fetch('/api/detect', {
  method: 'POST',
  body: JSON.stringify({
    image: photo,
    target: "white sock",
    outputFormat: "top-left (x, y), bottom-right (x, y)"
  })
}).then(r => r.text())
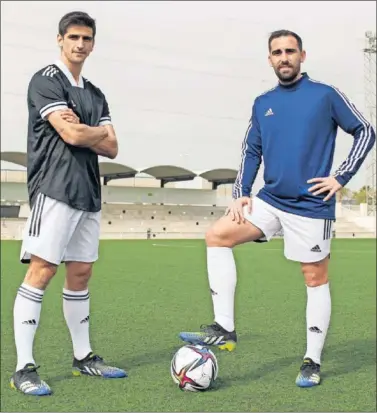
top-left (207, 247), bottom-right (237, 332)
top-left (304, 283), bottom-right (331, 365)
top-left (13, 283), bottom-right (44, 371)
top-left (63, 289), bottom-right (92, 360)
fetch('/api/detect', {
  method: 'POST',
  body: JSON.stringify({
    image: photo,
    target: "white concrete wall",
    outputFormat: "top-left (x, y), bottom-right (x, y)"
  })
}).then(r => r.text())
top-left (0, 182), bottom-right (221, 206)
top-left (352, 216), bottom-right (376, 232)
top-left (103, 185), bottom-right (217, 205)
top-left (1, 182), bottom-right (28, 202)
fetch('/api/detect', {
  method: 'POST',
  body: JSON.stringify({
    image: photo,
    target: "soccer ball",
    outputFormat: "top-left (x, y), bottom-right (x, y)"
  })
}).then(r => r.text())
top-left (170, 345), bottom-right (218, 392)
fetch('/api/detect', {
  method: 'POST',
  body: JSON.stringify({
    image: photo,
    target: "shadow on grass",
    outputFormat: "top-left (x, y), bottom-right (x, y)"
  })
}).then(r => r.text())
top-left (214, 337), bottom-right (376, 389)
top-left (47, 337), bottom-right (375, 389)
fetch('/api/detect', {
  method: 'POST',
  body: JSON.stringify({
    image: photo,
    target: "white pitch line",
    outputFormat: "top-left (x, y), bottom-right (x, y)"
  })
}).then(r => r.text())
top-left (151, 244), bottom-right (375, 254)
top-left (236, 247), bottom-right (375, 253)
top-left (152, 243), bottom-right (198, 248)
top-left (236, 248), bottom-right (375, 254)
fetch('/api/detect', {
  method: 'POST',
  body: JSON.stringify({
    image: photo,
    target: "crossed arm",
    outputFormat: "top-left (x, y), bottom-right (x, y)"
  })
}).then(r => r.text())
top-left (46, 109), bottom-right (118, 159)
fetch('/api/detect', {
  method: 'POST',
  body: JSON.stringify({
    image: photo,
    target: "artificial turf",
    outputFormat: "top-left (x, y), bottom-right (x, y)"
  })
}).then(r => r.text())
top-left (1, 239), bottom-right (376, 412)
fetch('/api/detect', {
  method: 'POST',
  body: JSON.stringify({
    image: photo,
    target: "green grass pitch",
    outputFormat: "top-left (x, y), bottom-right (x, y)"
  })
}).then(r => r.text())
top-left (1, 239), bottom-right (376, 412)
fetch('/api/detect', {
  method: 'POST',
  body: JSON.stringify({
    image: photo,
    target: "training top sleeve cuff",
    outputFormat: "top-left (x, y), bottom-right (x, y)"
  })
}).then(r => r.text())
top-left (99, 120), bottom-right (112, 126)
top-left (235, 193), bottom-right (251, 199)
top-left (40, 103), bottom-right (68, 120)
top-left (99, 116), bottom-right (112, 126)
top-left (334, 175), bottom-right (348, 187)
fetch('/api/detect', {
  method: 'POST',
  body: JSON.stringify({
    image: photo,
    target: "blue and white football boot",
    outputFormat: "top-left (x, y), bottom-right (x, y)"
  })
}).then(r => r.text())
top-left (296, 358), bottom-right (321, 387)
top-left (179, 322), bottom-right (237, 351)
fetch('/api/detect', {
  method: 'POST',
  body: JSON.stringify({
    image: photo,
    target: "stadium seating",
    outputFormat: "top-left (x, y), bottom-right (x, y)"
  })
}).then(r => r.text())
top-left (1, 202), bottom-right (375, 240)
top-left (101, 203), bottom-right (225, 239)
top-left (0, 218), bottom-right (26, 240)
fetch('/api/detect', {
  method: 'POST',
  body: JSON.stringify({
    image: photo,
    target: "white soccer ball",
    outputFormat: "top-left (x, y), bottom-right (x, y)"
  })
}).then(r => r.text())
top-left (170, 345), bottom-right (218, 392)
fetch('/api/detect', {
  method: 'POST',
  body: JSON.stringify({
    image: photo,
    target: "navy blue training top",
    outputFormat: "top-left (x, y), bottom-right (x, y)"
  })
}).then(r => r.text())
top-left (233, 73), bottom-right (375, 220)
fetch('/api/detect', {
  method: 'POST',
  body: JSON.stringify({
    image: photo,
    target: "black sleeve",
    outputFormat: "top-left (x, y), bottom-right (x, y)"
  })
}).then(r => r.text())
top-left (98, 95), bottom-right (112, 126)
top-left (28, 73), bottom-right (68, 120)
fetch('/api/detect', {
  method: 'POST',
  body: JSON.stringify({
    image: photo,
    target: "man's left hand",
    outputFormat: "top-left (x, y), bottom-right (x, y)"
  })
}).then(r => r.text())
top-left (60, 109), bottom-right (80, 124)
top-left (307, 176), bottom-right (343, 202)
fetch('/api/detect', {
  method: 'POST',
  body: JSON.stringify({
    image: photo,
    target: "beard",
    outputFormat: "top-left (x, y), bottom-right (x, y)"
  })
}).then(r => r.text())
top-left (274, 65), bottom-right (301, 83)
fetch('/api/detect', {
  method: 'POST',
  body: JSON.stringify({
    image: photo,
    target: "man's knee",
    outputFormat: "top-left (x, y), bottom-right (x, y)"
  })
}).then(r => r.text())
top-left (301, 258), bottom-right (329, 287)
top-left (205, 222), bottom-right (233, 248)
top-left (65, 262), bottom-right (93, 291)
top-left (206, 215), bottom-right (262, 248)
top-left (24, 255), bottom-right (58, 290)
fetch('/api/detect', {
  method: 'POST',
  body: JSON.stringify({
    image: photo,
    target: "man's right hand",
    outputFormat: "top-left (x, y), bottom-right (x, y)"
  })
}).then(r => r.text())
top-left (225, 196), bottom-right (252, 224)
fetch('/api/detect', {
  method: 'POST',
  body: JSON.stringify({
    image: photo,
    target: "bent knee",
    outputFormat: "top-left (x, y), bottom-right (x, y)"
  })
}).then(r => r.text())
top-left (206, 214), bottom-right (261, 248)
top-left (205, 224), bottom-right (233, 248)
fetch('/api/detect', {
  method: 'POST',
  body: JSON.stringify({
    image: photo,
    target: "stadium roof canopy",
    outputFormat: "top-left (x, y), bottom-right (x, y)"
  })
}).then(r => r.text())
top-left (1, 152), bottom-right (237, 187)
top-left (99, 162), bottom-right (137, 184)
top-left (0, 151), bottom-right (27, 167)
top-left (199, 168), bottom-right (238, 184)
top-left (140, 165), bottom-right (196, 187)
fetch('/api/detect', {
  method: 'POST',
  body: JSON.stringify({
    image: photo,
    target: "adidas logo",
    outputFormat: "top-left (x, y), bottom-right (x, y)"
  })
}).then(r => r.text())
top-left (80, 315), bottom-right (90, 324)
top-left (311, 245), bottom-right (321, 252)
top-left (309, 326), bottom-right (323, 334)
top-left (42, 66), bottom-right (58, 78)
top-left (210, 288), bottom-right (218, 296)
top-left (22, 319), bottom-right (36, 325)
top-left (265, 108), bottom-right (274, 116)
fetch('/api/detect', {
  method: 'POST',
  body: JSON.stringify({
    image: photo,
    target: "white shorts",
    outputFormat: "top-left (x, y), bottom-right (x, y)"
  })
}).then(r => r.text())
top-left (244, 197), bottom-right (333, 263)
top-left (20, 193), bottom-right (101, 265)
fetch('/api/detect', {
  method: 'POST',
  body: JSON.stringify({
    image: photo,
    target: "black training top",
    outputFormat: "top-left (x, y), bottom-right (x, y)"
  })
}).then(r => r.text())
top-left (26, 59), bottom-right (112, 212)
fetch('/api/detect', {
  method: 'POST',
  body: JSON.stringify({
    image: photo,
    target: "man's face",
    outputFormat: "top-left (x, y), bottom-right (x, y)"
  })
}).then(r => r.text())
top-left (268, 35), bottom-right (306, 83)
top-left (58, 25), bottom-right (94, 64)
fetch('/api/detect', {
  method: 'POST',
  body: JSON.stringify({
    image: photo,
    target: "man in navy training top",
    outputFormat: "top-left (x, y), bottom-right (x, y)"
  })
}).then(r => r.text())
top-left (179, 29), bottom-right (376, 387)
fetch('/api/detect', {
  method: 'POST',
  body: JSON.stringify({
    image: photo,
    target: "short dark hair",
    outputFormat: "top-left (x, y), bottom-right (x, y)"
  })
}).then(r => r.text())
top-left (268, 30), bottom-right (303, 51)
top-left (58, 11), bottom-right (96, 38)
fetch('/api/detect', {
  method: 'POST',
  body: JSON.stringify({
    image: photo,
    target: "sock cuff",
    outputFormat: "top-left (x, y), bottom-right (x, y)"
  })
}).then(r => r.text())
top-left (207, 247), bottom-right (233, 258)
top-left (63, 289), bottom-right (89, 301)
top-left (306, 282), bottom-right (330, 292)
top-left (18, 283), bottom-right (44, 303)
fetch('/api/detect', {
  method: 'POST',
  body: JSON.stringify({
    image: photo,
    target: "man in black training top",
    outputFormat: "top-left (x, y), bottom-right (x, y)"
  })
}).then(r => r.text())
top-left (11, 11), bottom-right (127, 396)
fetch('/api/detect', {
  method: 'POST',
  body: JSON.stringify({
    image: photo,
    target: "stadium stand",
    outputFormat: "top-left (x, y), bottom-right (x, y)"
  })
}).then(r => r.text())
top-left (1, 152), bottom-right (375, 241)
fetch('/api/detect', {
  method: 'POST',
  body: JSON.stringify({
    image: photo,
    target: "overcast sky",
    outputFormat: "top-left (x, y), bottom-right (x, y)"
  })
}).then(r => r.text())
top-left (1, 1), bottom-right (376, 190)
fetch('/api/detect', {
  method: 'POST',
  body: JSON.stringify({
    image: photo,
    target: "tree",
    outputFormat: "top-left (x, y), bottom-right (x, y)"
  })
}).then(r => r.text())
top-left (336, 187), bottom-right (354, 202)
top-left (352, 185), bottom-right (376, 205)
